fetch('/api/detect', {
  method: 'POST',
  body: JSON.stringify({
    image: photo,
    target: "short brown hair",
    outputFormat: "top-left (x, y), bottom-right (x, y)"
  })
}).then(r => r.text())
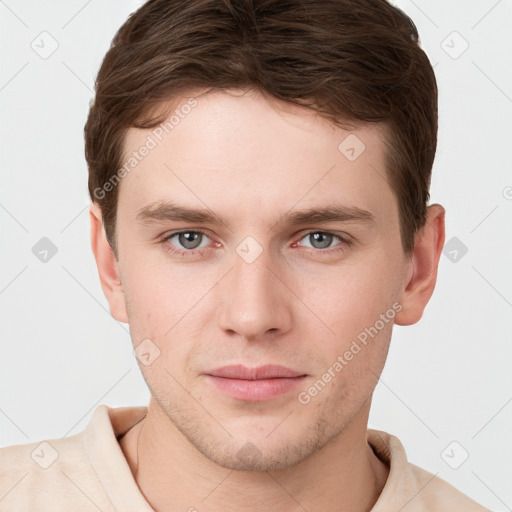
top-left (85, 0), bottom-right (437, 257)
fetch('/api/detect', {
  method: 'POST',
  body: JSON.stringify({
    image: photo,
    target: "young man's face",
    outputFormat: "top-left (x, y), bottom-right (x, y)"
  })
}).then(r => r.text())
top-left (93, 89), bottom-right (436, 471)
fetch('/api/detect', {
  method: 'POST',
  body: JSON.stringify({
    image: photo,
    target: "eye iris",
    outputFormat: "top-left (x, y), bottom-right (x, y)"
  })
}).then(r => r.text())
top-left (310, 232), bottom-right (332, 249)
top-left (179, 232), bottom-right (201, 249)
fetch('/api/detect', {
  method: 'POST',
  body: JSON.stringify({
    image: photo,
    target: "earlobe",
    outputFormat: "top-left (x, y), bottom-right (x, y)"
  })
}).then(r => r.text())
top-left (394, 204), bottom-right (446, 326)
top-left (89, 202), bottom-right (129, 323)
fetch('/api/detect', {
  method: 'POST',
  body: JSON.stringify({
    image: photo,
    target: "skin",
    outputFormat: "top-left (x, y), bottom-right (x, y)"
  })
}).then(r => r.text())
top-left (90, 88), bottom-right (445, 512)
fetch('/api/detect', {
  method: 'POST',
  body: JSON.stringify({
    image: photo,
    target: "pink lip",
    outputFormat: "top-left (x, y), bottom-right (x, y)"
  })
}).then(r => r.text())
top-left (204, 364), bottom-right (307, 401)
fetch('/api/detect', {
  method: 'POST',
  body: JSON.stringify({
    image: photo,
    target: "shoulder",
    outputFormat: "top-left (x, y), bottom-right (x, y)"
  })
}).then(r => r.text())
top-left (0, 419), bottom-right (113, 511)
top-left (406, 462), bottom-right (492, 512)
top-left (368, 429), bottom-right (491, 512)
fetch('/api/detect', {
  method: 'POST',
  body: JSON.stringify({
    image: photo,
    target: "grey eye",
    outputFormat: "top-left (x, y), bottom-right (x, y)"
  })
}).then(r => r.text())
top-left (178, 232), bottom-right (202, 249)
top-left (303, 232), bottom-right (336, 250)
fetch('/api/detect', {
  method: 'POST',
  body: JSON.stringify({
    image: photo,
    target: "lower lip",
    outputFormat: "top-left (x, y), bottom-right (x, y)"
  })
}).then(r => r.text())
top-left (204, 375), bottom-right (307, 401)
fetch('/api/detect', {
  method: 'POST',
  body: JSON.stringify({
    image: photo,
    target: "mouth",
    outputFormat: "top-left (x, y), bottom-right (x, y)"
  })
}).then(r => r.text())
top-left (203, 364), bottom-right (308, 401)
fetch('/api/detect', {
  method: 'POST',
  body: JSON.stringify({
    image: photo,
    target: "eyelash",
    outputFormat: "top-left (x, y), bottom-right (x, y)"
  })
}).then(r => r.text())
top-left (161, 229), bottom-right (352, 257)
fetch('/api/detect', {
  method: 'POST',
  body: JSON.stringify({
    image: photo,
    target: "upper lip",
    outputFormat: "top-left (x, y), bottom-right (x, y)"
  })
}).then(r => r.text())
top-left (205, 364), bottom-right (305, 380)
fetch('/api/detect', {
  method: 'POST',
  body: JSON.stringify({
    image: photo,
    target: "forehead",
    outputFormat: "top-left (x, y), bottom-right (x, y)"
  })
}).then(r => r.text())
top-left (118, 89), bottom-right (396, 227)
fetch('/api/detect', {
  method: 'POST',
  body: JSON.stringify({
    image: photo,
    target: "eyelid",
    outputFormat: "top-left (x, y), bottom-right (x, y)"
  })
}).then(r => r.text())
top-left (297, 228), bottom-right (353, 241)
top-left (162, 228), bottom-right (214, 241)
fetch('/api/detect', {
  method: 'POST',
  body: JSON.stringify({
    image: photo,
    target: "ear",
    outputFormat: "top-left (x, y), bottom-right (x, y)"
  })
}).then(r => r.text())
top-left (394, 204), bottom-right (445, 326)
top-left (89, 202), bottom-right (129, 323)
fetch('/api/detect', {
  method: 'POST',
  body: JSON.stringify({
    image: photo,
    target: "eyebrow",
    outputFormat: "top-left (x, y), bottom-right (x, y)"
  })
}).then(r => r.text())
top-left (135, 200), bottom-right (376, 229)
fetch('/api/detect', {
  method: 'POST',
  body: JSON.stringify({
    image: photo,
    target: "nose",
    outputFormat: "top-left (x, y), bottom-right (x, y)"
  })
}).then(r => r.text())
top-left (217, 241), bottom-right (293, 341)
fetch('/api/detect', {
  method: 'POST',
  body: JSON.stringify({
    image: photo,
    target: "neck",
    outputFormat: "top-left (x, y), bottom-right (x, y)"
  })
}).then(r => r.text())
top-left (120, 399), bottom-right (389, 512)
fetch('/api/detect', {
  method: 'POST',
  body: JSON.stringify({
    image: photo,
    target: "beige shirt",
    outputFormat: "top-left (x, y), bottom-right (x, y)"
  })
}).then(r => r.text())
top-left (0, 404), bottom-right (490, 511)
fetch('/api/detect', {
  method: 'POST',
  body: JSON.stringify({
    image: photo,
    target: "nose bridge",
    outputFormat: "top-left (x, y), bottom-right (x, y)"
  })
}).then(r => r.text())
top-left (217, 237), bottom-right (292, 339)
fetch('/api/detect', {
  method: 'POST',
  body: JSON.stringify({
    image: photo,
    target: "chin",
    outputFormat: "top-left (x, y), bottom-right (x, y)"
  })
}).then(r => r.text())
top-left (198, 441), bottom-right (313, 472)
top-left (186, 420), bottom-right (332, 473)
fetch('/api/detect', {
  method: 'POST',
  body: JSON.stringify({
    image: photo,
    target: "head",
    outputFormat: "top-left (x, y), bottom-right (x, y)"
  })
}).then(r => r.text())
top-left (87, 0), bottom-right (445, 471)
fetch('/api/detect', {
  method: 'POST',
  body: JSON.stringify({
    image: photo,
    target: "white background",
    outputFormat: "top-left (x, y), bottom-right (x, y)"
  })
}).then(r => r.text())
top-left (0, 1), bottom-right (511, 510)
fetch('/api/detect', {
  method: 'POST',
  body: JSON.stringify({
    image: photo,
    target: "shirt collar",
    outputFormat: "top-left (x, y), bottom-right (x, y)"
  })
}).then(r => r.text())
top-left (83, 404), bottom-right (425, 511)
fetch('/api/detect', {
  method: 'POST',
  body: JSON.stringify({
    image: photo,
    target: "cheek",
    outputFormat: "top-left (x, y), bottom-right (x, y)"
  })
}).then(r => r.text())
top-left (120, 257), bottom-right (219, 377)
top-left (293, 250), bottom-right (401, 403)
top-left (122, 266), bottom-right (202, 394)
top-left (300, 258), bottom-right (401, 341)
top-left (121, 254), bottom-right (205, 336)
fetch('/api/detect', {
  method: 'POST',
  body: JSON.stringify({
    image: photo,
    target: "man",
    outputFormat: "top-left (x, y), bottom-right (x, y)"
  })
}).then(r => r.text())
top-left (0, 0), bottom-right (491, 510)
